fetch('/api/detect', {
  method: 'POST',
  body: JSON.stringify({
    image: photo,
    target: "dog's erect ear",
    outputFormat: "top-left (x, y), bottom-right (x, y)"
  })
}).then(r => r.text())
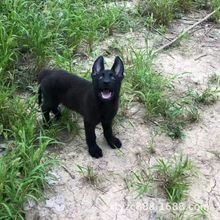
top-left (111, 56), bottom-right (124, 78)
top-left (92, 56), bottom-right (104, 75)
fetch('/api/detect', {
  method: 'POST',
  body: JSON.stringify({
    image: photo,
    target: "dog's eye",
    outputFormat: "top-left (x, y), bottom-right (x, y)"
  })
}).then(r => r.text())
top-left (109, 73), bottom-right (115, 80)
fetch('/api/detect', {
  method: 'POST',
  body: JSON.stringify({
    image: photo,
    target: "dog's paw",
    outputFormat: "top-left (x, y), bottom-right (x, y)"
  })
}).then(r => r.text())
top-left (108, 137), bottom-right (122, 149)
top-left (89, 146), bottom-right (103, 159)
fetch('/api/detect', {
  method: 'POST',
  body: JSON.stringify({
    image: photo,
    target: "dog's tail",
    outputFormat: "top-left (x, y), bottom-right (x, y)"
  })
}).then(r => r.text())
top-left (38, 86), bottom-right (42, 106)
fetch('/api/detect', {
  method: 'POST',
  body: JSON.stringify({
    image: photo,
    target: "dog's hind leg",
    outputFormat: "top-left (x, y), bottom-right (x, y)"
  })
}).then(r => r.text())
top-left (41, 104), bottom-right (51, 126)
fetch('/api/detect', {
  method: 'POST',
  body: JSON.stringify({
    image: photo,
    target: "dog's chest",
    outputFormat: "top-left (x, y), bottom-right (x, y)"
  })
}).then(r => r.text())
top-left (100, 102), bottom-right (118, 122)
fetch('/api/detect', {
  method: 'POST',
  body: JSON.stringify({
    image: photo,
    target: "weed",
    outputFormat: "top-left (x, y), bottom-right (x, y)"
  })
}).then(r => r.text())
top-left (148, 131), bottom-right (157, 154)
top-left (0, 85), bottom-right (16, 133)
top-left (188, 87), bottom-right (219, 105)
top-left (128, 154), bottom-right (195, 204)
top-left (155, 155), bottom-right (195, 203)
top-left (195, 203), bottom-right (208, 219)
top-left (127, 49), bottom-right (170, 117)
top-left (137, 0), bottom-right (194, 26)
top-left (77, 165), bottom-right (99, 185)
top-left (176, 0), bottom-right (193, 13)
top-left (178, 32), bottom-right (191, 43)
top-left (208, 73), bottom-right (220, 85)
top-left (158, 25), bottom-right (168, 34)
top-left (144, 15), bottom-right (156, 30)
top-left (137, 0), bottom-right (220, 27)
top-left (59, 109), bottom-right (80, 135)
top-left (198, 88), bottom-right (219, 104)
top-left (137, 0), bottom-right (178, 26)
top-left (170, 202), bottom-right (208, 219)
top-left (209, 0), bottom-right (220, 23)
top-left (194, 0), bottom-right (220, 22)
top-left (126, 50), bottom-right (200, 138)
top-left (116, 8), bottom-right (144, 33)
top-left (0, 95), bottom-right (57, 219)
top-left (127, 169), bottom-right (154, 197)
top-left (194, 0), bottom-right (211, 9)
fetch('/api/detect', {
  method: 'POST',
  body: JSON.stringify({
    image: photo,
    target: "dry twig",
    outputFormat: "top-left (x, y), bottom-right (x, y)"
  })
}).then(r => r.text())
top-left (155, 8), bottom-right (220, 53)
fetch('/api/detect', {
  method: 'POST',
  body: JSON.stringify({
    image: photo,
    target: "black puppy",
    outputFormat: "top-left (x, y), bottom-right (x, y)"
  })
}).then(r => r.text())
top-left (38, 56), bottom-right (124, 158)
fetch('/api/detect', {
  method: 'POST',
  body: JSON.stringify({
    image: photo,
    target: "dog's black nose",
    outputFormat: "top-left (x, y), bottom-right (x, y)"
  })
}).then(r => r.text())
top-left (103, 79), bottom-right (110, 84)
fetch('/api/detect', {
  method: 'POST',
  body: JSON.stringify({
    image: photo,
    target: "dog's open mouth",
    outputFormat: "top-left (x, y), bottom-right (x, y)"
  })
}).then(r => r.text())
top-left (100, 89), bottom-right (113, 100)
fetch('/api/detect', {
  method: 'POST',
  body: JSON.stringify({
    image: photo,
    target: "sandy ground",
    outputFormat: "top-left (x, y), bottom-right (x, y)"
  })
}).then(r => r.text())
top-left (26, 9), bottom-right (220, 220)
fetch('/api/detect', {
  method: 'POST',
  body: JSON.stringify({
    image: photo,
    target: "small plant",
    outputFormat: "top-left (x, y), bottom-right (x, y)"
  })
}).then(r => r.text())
top-left (194, 0), bottom-right (220, 22)
top-left (137, 0), bottom-right (194, 26)
top-left (144, 15), bottom-right (156, 30)
top-left (194, 0), bottom-right (210, 10)
top-left (176, 0), bottom-right (193, 12)
top-left (60, 108), bottom-right (79, 135)
top-left (166, 123), bottom-right (185, 139)
top-left (77, 165), bottom-right (99, 185)
top-left (137, 0), bottom-right (178, 26)
top-left (148, 144), bottom-right (156, 154)
top-left (171, 202), bottom-right (208, 220)
top-left (155, 155), bottom-right (195, 203)
top-left (208, 73), bottom-right (220, 85)
top-left (178, 32), bottom-right (191, 44)
top-left (199, 88), bottom-right (219, 104)
top-left (127, 169), bottom-right (154, 197)
top-left (148, 131), bottom-right (157, 154)
top-left (0, 85), bottom-right (16, 133)
top-left (158, 25), bottom-right (168, 34)
top-left (210, 0), bottom-right (220, 23)
top-left (190, 88), bottom-right (219, 105)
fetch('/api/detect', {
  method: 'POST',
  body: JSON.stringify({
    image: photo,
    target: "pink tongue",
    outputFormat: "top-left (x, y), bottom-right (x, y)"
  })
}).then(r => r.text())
top-left (101, 91), bottom-right (111, 99)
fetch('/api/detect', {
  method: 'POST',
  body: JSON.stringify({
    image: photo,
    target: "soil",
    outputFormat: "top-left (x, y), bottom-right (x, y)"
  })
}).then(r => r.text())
top-left (26, 6), bottom-right (220, 220)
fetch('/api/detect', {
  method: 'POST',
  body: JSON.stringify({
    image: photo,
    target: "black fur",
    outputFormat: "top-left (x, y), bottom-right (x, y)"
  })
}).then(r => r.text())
top-left (38, 56), bottom-right (124, 158)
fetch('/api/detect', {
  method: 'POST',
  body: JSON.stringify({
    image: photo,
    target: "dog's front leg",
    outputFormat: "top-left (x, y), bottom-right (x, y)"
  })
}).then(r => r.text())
top-left (102, 121), bottom-right (122, 149)
top-left (84, 121), bottom-right (103, 158)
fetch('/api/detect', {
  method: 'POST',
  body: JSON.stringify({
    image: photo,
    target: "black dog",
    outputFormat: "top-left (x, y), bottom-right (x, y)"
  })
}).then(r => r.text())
top-left (38, 56), bottom-right (124, 158)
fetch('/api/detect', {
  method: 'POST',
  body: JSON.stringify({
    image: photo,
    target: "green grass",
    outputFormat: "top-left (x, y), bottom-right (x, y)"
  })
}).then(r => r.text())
top-left (0, 85), bottom-right (16, 133)
top-left (0, 95), bottom-right (58, 219)
top-left (211, 0), bottom-right (220, 22)
top-left (127, 155), bottom-right (195, 203)
top-left (127, 169), bottom-right (154, 197)
top-left (155, 155), bottom-right (195, 203)
top-left (209, 73), bottom-right (220, 85)
top-left (77, 165), bottom-right (99, 186)
top-left (137, 0), bottom-right (193, 26)
top-left (148, 133), bottom-right (157, 154)
top-left (138, 0), bottom-right (177, 26)
top-left (137, 0), bottom-right (220, 27)
top-left (195, 0), bottom-right (220, 22)
top-left (43, 107), bottom-right (80, 141)
top-left (170, 202), bottom-right (208, 220)
top-left (125, 50), bottom-right (202, 139)
top-left (0, 0), bottom-right (127, 86)
top-left (188, 87), bottom-right (219, 105)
